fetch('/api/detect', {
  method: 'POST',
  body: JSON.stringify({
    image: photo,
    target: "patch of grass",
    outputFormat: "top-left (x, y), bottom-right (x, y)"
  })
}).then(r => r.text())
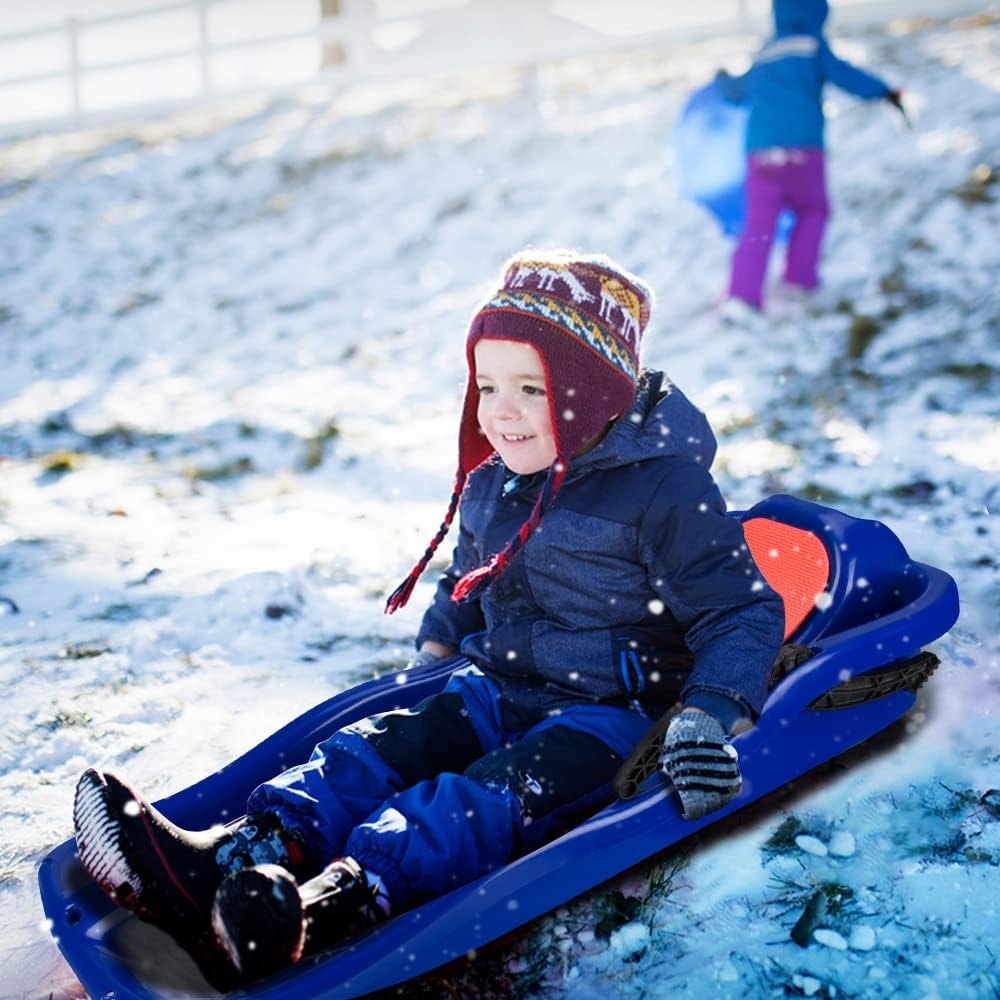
top-left (887, 479), bottom-right (937, 502)
top-left (796, 482), bottom-right (845, 504)
top-left (953, 162), bottom-right (997, 206)
top-left (367, 950), bottom-right (520, 999)
top-left (362, 656), bottom-right (408, 672)
top-left (962, 847), bottom-right (996, 864)
top-left (762, 815), bottom-right (806, 858)
top-left (184, 457), bottom-right (255, 481)
top-left (716, 412), bottom-right (758, 435)
top-left (85, 602), bottom-right (142, 622)
top-left (819, 881), bottom-right (856, 914)
top-left (847, 366), bottom-right (881, 386)
top-left (279, 148), bottom-right (355, 185)
top-left (593, 889), bottom-right (642, 940)
top-left (942, 362), bottom-right (995, 383)
top-left (112, 290), bottom-right (160, 316)
top-left (59, 643), bottom-right (111, 660)
top-left (88, 424), bottom-right (162, 449)
top-left (42, 709), bottom-right (93, 731)
top-left (303, 418), bottom-right (341, 471)
top-left (770, 873), bottom-right (858, 939)
top-left (436, 195), bottom-right (472, 221)
top-left (892, 805), bottom-right (966, 860)
top-left (879, 274), bottom-right (904, 295)
top-left (39, 450), bottom-right (84, 474)
top-left (41, 412), bottom-right (73, 434)
top-left (937, 782), bottom-right (981, 816)
top-left (955, 11), bottom-right (1000, 27)
top-left (104, 670), bottom-right (138, 695)
top-left (305, 634), bottom-right (350, 653)
top-left (847, 314), bottom-right (882, 358)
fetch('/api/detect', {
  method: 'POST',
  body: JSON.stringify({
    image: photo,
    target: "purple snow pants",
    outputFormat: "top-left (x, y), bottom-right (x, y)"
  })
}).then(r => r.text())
top-left (728, 147), bottom-right (829, 309)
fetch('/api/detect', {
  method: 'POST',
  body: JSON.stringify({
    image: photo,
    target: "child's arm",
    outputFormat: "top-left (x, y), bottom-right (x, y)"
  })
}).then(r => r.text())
top-left (638, 469), bottom-right (786, 723)
top-left (819, 40), bottom-right (894, 101)
top-left (417, 639), bottom-right (455, 658)
top-left (415, 519), bottom-right (486, 657)
top-left (714, 68), bottom-right (749, 104)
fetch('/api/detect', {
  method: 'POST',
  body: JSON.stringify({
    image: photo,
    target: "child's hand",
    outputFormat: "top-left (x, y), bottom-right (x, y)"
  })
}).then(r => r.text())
top-left (659, 709), bottom-right (741, 820)
top-left (408, 650), bottom-right (443, 669)
top-left (407, 643), bottom-right (454, 670)
top-left (884, 88), bottom-right (910, 127)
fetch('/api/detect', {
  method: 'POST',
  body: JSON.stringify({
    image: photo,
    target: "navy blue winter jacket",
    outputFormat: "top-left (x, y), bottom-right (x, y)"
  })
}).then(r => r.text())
top-left (717, 0), bottom-right (890, 152)
top-left (417, 371), bottom-right (786, 724)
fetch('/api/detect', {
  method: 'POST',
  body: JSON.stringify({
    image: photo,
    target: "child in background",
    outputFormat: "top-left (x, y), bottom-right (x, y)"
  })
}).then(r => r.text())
top-left (716, 0), bottom-right (902, 316)
top-left (73, 251), bottom-right (785, 985)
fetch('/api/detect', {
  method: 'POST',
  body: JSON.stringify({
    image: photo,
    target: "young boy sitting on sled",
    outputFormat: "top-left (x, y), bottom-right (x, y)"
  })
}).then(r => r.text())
top-left (73, 250), bottom-right (785, 984)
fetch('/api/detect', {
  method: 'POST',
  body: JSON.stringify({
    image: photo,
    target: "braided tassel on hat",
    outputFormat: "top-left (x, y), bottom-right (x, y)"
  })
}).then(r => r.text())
top-left (450, 460), bottom-right (566, 605)
top-left (384, 474), bottom-right (465, 615)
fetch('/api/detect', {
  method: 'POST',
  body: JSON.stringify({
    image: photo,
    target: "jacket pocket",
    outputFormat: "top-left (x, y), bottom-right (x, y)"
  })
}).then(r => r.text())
top-left (464, 620), bottom-right (538, 679)
top-left (612, 629), bottom-right (693, 703)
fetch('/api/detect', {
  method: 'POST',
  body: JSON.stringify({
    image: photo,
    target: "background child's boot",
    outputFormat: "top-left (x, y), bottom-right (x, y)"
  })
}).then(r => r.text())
top-left (73, 768), bottom-right (311, 958)
top-left (211, 856), bottom-right (386, 983)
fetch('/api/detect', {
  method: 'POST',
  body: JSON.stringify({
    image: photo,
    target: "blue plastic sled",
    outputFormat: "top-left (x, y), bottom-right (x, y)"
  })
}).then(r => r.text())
top-left (673, 79), bottom-right (793, 241)
top-left (39, 495), bottom-right (959, 999)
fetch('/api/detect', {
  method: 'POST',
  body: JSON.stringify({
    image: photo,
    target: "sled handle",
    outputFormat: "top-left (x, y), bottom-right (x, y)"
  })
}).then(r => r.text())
top-left (613, 704), bottom-right (683, 800)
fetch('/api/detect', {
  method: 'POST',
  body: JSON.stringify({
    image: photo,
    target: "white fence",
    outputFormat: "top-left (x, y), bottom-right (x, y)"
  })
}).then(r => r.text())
top-left (0, 0), bottom-right (989, 138)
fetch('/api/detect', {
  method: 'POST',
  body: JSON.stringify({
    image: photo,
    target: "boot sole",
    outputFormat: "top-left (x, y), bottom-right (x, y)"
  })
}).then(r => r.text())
top-left (73, 768), bottom-right (147, 910)
top-left (211, 865), bottom-right (304, 981)
top-left (73, 768), bottom-right (207, 928)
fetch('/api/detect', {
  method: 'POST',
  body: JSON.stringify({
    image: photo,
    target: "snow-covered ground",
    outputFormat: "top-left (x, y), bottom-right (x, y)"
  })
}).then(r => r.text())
top-left (1, 9), bottom-right (998, 999)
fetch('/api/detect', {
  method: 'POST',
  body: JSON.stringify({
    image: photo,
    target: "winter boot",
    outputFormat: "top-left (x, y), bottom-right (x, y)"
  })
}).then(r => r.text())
top-left (73, 768), bottom-right (311, 961)
top-left (210, 857), bottom-right (387, 983)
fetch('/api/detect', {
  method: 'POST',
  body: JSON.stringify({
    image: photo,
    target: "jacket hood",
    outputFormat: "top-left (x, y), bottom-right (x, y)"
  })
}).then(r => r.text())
top-left (567, 369), bottom-right (716, 478)
top-left (773, 0), bottom-right (828, 35)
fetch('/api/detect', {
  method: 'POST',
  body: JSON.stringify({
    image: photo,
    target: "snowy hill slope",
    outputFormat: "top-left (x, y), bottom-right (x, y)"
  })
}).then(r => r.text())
top-left (0, 11), bottom-right (997, 999)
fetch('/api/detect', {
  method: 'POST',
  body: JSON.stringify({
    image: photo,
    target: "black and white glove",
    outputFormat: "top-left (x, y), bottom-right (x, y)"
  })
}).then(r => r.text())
top-left (884, 87), bottom-right (910, 127)
top-left (659, 710), bottom-right (742, 820)
top-left (407, 649), bottom-right (445, 670)
top-left (884, 87), bottom-right (904, 112)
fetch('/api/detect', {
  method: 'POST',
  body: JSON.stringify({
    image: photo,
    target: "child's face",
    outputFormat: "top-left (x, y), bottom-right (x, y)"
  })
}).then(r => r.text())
top-left (473, 339), bottom-right (557, 475)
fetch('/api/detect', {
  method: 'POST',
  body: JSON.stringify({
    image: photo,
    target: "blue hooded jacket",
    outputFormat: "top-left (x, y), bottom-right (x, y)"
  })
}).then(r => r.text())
top-left (417, 370), bottom-right (786, 724)
top-left (718, 0), bottom-right (890, 151)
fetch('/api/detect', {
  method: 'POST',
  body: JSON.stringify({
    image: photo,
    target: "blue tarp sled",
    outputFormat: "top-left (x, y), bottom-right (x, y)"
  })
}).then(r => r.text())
top-left (673, 79), bottom-right (793, 240)
top-left (39, 495), bottom-right (959, 999)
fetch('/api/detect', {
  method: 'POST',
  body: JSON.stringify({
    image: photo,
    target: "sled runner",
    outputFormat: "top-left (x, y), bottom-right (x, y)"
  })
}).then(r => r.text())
top-left (39, 495), bottom-right (958, 1000)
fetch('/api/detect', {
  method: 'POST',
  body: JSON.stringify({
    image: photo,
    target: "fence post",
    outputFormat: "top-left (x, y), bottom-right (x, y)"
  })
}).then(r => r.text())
top-left (67, 16), bottom-right (82, 123)
top-left (197, 0), bottom-right (212, 97)
top-left (320, 0), bottom-right (346, 66)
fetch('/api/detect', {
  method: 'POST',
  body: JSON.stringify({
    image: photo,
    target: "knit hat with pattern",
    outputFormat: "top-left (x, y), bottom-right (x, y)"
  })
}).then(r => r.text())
top-left (386, 250), bottom-right (654, 613)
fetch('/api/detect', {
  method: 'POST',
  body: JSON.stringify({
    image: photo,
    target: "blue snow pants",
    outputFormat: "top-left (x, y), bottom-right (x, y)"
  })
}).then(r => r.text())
top-left (246, 662), bottom-right (651, 908)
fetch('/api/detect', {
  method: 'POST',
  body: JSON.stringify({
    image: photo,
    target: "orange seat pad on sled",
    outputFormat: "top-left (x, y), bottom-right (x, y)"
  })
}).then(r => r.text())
top-left (743, 518), bottom-right (831, 640)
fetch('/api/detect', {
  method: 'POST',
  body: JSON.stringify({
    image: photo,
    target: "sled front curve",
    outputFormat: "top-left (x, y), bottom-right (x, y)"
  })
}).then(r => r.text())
top-left (38, 497), bottom-right (959, 1000)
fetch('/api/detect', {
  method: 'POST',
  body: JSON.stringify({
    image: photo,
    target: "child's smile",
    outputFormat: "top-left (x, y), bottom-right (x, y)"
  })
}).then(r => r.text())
top-left (474, 339), bottom-right (557, 475)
